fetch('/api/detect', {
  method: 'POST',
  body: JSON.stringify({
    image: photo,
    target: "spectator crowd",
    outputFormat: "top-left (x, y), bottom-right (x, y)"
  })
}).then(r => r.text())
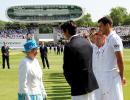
top-left (0, 26), bottom-right (130, 48)
top-left (0, 28), bottom-right (36, 39)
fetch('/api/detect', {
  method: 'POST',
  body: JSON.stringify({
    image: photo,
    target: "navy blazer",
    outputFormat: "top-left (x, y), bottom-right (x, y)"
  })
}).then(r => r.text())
top-left (63, 36), bottom-right (98, 96)
top-left (1, 46), bottom-right (9, 56)
top-left (39, 46), bottom-right (48, 57)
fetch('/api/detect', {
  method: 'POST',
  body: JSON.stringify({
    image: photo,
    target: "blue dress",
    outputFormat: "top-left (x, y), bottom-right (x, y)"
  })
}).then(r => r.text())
top-left (18, 93), bottom-right (46, 100)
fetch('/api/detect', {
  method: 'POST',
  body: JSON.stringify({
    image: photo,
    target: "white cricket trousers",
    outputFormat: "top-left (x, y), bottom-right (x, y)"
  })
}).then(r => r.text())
top-left (72, 91), bottom-right (95, 100)
top-left (94, 74), bottom-right (123, 100)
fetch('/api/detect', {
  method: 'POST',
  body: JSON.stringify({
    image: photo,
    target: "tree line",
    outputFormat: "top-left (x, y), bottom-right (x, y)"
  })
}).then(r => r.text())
top-left (76, 6), bottom-right (130, 26)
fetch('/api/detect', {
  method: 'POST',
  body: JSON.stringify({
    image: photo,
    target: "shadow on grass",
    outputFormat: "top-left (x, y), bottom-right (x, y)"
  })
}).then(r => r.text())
top-left (45, 73), bottom-right (71, 100)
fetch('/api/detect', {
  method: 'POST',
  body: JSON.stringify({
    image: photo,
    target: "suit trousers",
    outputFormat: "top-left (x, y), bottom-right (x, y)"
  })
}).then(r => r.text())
top-left (2, 55), bottom-right (10, 69)
top-left (41, 56), bottom-right (49, 68)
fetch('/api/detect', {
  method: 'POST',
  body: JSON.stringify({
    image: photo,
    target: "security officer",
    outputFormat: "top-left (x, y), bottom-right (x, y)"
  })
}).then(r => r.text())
top-left (1, 42), bottom-right (10, 69)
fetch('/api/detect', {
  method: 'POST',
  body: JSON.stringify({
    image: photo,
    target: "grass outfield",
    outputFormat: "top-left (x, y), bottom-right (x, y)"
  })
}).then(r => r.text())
top-left (0, 49), bottom-right (129, 100)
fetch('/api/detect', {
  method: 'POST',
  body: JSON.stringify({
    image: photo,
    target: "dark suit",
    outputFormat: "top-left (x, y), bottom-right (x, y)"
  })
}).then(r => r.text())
top-left (40, 46), bottom-right (50, 68)
top-left (1, 46), bottom-right (10, 69)
top-left (57, 45), bottom-right (60, 55)
top-left (63, 35), bottom-right (98, 96)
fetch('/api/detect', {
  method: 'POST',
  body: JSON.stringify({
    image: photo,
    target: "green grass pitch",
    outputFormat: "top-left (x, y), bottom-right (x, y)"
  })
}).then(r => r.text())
top-left (0, 49), bottom-right (129, 100)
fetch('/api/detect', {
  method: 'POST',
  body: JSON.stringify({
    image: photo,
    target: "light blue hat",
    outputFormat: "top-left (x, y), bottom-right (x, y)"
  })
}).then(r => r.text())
top-left (23, 40), bottom-right (38, 52)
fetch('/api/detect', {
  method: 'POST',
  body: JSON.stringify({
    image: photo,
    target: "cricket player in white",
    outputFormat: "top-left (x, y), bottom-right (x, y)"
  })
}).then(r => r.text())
top-left (92, 16), bottom-right (126, 100)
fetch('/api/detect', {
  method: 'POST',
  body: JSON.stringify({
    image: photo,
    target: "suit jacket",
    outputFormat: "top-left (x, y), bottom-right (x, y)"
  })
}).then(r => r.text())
top-left (39, 46), bottom-right (48, 57)
top-left (63, 35), bottom-right (98, 96)
top-left (1, 46), bottom-right (9, 56)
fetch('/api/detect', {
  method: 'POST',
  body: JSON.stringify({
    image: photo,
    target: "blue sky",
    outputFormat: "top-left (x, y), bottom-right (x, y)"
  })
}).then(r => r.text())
top-left (0, 0), bottom-right (130, 22)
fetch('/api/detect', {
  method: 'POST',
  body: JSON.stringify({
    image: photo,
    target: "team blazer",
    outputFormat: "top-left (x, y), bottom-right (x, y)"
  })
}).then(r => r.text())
top-left (1, 46), bottom-right (9, 56)
top-left (63, 35), bottom-right (99, 96)
top-left (39, 46), bottom-right (48, 57)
